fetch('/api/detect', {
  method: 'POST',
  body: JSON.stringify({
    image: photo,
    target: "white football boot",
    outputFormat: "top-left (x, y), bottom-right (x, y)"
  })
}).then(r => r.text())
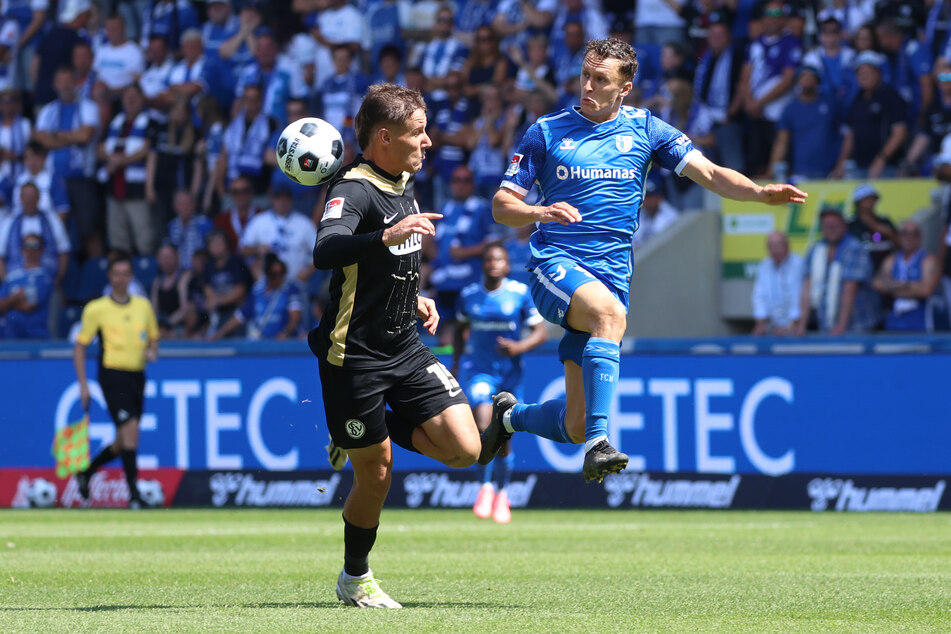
top-left (326, 436), bottom-right (349, 471)
top-left (336, 569), bottom-right (402, 608)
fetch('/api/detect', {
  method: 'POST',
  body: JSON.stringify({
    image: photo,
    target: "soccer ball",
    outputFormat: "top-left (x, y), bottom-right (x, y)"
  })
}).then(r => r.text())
top-left (28, 478), bottom-right (58, 508)
top-left (275, 117), bottom-right (345, 186)
top-left (137, 479), bottom-right (165, 508)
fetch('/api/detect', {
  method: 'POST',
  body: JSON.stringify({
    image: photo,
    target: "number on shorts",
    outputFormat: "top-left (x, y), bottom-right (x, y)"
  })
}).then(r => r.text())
top-left (426, 362), bottom-right (461, 395)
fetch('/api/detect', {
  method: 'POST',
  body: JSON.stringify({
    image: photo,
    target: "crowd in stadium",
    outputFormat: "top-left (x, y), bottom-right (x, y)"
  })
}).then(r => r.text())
top-left (1, 0), bottom-right (951, 341)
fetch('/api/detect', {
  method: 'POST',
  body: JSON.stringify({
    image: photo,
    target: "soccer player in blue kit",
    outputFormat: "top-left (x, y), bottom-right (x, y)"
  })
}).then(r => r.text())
top-left (479, 38), bottom-right (808, 482)
top-left (453, 243), bottom-right (547, 523)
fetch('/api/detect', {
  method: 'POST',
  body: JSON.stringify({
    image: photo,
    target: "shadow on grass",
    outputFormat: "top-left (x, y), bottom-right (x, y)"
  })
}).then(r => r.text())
top-left (2, 601), bottom-right (513, 611)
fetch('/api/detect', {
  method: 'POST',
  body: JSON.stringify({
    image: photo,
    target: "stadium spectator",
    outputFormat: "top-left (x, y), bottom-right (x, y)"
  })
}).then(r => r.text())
top-left (817, 0), bottom-right (872, 39)
top-left (873, 219), bottom-right (941, 331)
top-left (6, 0), bottom-right (45, 94)
top-left (454, 243), bottom-right (547, 524)
top-left (430, 70), bottom-right (475, 211)
top-left (408, 5), bottom-right (468, 99)
top-left (213, 175), bottom-right (259, 252)
top-left (72, 40), bottom-right (96, 103)
top-left (218, 84), bottom-right (278, 200)
top-left (74, 254), bottom-right (159, 510)
top-left (234, 30), bottom-right (304, 126)
top-left (166, 190), bottom-right (211, 271)
top-left (0, 18), bottom-right (19, 94)
top-left (162, 28), bottom-right (206, 104)
top-left (490, 0), bottom-right (556, 51)
top-left (151, 242), bottom-right (191, 338)
top-left (852, 23), bottom-right (879, 54)
top-left (31, 0), bottom-right (90, 106)
top-left (467, 83), bottom-right (518, 198)
top-left (184, 245), bottom-right (209, 336)
top-left (695, 14), bottom-right (745, 173)
top-left (196, 95), bottom-right (226, 214)
top-left (146, 96), bottom-right (201, 232)
top-left (752, 230), bottom-right (803, 335)
top-left (311, 83), bottom-right (480, 609)
top-left (0, 182), bottom-right (70, 284)
top-left (307, 0), bottom-right (364, 60)
top-left (140, 0), bottom-right (199, 52)
top-left (100, 84), bottom-right (154, 256)
top-left (461, 26), bottom-right (515, 100)
top-left (768, 65), bottom-right (840, 180)
top-left (658, 68), bottom-right (714, 209)
top-left (200, 0), bottom-right (242, 112)
top-left (935, 134), bottom-right (951, 322)
top-left (203, 228), bottom-right (250, 337)
top-left (0, 140), bottom-right (69, 220)
top-left (239, 182), bottom-right (317, 282)
top-left (371, 44), bottom-right (406, 87)
top-left (802, 17), bottom-right (856, 110)
top-left (0, 232), bottom-right (53, 339)
top-left (796, 205), bottom-right (879, 335)
top-left (34, 65), bottom-right (101, 258)
top-left (364, 0), bottom-right (406, 76)
top-left (318, 45), bottom-right (368, 135)
top-left (832, 51), bottom-right (908, 180)
top-left (904, 57), bottom-right (951, 174)
top-left (0, 86), bottom-right (29, 181)
top-left (551, 20), bottom-right (587, 103)
top-left (455, 0), bottom-right (495, 47)
top-left (736, 0), bottom-right (802, 177)
top-left (93, 14), bottom-right (145, 119)
top-left (216, 2), bottom-right (258, 88)
top-left (211, 252), bottom-right (303, 341)
top-left (849, 183), bottom-right (898, 272)
top-left (633, 176), bottom-right (679, 247)
top-left (633, 0), bottom-right (687, 46)
top-left (139, 35), bottom-right (174, 118)
top-left (876, 18), bottom-right (933, 126)
top-left (549, 0), bottom-right (609, 56)
top-left (510, 34), bottom-right (559, 106)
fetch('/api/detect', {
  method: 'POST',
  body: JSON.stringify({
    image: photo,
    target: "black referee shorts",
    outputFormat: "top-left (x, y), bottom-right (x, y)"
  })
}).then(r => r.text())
top-left (318, 344), bottom-right (469, 450)
top-left (98, 368), bottom-right (146, 427)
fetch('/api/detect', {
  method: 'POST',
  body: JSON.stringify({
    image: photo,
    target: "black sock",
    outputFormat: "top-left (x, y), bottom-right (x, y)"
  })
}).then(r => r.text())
top-left (343, 514), bottom-right (378, 577)
top-left (86, 445), bottom-right (118, 475)
top-left (384, 410), bottom-right (420, 454)
top-left (120, 449), bottom-right (139, 500)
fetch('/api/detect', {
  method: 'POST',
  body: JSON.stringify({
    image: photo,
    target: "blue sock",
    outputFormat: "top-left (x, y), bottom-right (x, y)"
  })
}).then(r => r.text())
top-left (509, 400), bottom-right (571, 443)
top-left (582, 337), bottom-right (620, 443)
top-left (481, 460), bottom-right (494, 485)
top-left (500, 452), bottom-right (514, 490)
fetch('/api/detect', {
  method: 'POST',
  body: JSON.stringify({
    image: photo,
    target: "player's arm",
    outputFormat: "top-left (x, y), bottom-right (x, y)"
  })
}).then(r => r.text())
top-left (451, 318), bottom-right (469, 374)
top-left (73, 305), bottom-right (99, 411)
top-left (871, 253), bottom-right (898, 295)
top-left (518, 321), bottom-right (547, 353)
top-left (680, 152), bottom-right (807, 205)
top-left (492, 187), bottom-right (581, 227)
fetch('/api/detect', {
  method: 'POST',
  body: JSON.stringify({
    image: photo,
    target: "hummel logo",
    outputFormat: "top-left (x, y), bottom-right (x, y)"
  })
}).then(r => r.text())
top-left (383, 212), bottom-right (400, 223)
top-left (560, 138), bottom-right (576, 150)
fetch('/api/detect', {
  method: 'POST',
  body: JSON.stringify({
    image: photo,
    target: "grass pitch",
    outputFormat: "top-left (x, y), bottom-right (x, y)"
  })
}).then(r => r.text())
top-left (1, 509), bottom-right (949, 633)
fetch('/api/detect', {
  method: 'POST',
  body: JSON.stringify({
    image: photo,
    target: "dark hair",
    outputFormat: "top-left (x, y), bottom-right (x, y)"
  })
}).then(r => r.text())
top-left (584, 38), bottom-right (638, 82)
top-left (54, 64), bottom-right (75, 77)
top-left (19, 181), bottom-right (39, 194)
top-left (25, 140), bottom-right (46, 156)
top-left (354, 83), bottom-right (427, 150)
top-left (378, 44), bottom-right (403, 63)
top-left (107, 252), bottom-right (133, 272)
top-left (264, 252), bottom-right (287, 275)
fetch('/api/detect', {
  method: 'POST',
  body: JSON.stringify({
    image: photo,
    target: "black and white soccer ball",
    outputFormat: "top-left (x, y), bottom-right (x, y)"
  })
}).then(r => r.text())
top-left (137, 479), bottom-right (165, 508)
top-left (275, 117), bottom-right (345, 186)
top-left (28, 478), bottom-right (58, 508)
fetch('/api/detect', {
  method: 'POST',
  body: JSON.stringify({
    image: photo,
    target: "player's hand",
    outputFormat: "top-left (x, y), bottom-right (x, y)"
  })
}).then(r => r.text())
top-left (758, 183), bottom-right (807, 205)
top-left (417, 296), bottom-right (439, 335)
top-left (79, 384), bottom-right (90, 412)
top-left (539, 202), bottom-right (581, 225)
top-left (146, 348), bottom-right (158, 363)
top-left (495, 337), bottom-right (520, 357)
top-left (383, 213), bottom-right (442, 246)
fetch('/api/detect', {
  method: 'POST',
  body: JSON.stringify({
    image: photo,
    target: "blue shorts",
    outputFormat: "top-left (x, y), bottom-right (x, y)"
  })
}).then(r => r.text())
top-left (461, 366), bottom-right (523, 406)
top-left (528, 256), bottom-right (628, 329)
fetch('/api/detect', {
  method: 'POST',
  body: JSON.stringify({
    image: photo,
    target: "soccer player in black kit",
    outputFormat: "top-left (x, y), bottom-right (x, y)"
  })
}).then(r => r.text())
top-left (310, 83), bottom-right (483, 608)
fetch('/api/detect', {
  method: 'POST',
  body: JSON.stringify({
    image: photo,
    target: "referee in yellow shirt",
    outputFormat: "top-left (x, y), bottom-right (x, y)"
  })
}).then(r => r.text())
top-left (73, 254), bottom-right (159, 509)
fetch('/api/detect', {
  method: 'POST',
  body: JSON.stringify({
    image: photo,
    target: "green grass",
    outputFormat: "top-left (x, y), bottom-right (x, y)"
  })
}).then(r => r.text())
top-left (1, 509), bottom-right (950, 633)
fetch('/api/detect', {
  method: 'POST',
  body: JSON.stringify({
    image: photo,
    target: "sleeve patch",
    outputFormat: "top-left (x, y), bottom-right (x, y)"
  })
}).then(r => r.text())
top-left (323, 197), bottom-right (345, 221)
top-left (505, 153), bottom-right (524, 177)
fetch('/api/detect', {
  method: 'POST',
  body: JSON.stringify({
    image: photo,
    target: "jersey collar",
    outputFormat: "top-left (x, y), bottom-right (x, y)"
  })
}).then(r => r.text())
top-left (569, 105), bottom-right (623, 128)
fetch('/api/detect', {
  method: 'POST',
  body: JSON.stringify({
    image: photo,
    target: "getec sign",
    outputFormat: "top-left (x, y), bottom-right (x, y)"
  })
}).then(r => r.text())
top-left (1, 351), bottom-right (949, 475)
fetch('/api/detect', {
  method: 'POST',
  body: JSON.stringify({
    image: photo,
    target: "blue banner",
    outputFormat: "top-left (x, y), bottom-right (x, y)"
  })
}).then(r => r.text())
top-left (2, 346), bottom-right (949, 475)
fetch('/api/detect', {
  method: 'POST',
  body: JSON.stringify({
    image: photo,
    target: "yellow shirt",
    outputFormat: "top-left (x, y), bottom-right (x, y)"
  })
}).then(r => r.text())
top-left (77, 295), bottom-right (159, 371)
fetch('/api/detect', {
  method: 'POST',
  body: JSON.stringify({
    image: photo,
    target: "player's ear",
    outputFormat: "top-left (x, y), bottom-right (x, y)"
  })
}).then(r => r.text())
top-left (378, 127), bottom-right (391, 145)
top-left (619, 80), bottom-right (633, 100)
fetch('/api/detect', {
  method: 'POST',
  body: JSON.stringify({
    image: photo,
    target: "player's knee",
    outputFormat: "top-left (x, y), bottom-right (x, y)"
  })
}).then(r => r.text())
top-left (593, 304), bottom-right (627, 339)
top-left (447, 441), bottom-right (479, 468)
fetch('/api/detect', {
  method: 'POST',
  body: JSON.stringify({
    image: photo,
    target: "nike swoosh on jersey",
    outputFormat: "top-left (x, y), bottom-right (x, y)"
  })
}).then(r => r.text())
top-left (383, 212), bottom-right (399, 223)
top-left (448, 389), bottom-right (462, 397)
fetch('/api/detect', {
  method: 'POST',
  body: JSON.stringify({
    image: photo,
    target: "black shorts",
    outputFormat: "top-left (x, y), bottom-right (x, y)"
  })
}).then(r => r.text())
top-left (318, 344), bottom-right (469, 449)
top-left (98, 368), bottom-right (146, 427)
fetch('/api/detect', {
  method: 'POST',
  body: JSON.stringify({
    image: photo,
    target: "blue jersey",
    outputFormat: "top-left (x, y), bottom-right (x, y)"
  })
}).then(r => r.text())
top-left (502, 105), bottom-right (697, 299)
top-left (0, 265), bottom-right (53, 339)
top-left (456, 277), bottom-right (543, 379)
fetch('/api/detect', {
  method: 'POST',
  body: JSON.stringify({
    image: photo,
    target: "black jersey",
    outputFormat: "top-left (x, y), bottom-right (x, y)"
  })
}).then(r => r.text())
top-left (309, 157), bottom-right (424, 369)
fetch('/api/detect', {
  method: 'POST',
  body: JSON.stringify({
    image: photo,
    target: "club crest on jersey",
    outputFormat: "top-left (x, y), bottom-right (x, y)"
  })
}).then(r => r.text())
top-left (560, 138), bottom-right (577, 150)
top-left (615, 135), bottom-right (633, 153)
top-left (505, 153), bottom-right (523, 176)
top-left (323, 197), bottom-right (345, 220)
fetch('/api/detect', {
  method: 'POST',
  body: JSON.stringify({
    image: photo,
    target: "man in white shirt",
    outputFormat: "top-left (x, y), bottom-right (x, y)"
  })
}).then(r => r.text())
top-left (93, 14), bottom-right (145, 94)
top-left (239, 183), bottom-right (316, 283)
top-left (752, 230), bottom-right (802, 335)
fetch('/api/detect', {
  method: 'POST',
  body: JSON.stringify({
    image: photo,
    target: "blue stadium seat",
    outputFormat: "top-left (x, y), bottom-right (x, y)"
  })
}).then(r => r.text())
top-left (76, 257), bottom-right (109, 301)
top-left (58, 305), bottom-right (84, 339)
top-left (134, 256), bottom-right (158, 291)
